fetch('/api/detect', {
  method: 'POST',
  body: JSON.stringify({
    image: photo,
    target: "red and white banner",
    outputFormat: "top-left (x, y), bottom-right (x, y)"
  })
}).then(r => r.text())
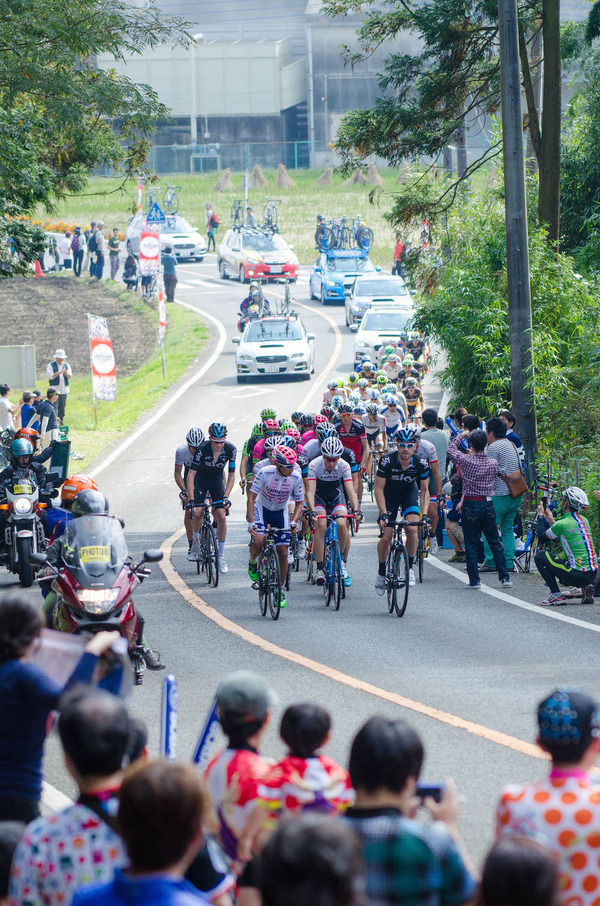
top-left (158, 280), bottom-right (166, 346)
top-left (138, 178), bottom-right (144, 212)
top-left (88, 314), bottom-right (117, 401)
top-left (139, 228), bottom-right (160, 277)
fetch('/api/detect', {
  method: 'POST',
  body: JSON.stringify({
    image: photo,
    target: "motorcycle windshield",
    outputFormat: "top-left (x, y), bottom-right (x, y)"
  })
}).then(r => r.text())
top-left (60, 515), bottom-right (129, 587)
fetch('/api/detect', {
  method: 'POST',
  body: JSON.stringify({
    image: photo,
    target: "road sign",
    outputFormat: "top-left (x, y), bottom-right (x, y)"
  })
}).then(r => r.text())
top-left (146, 202), bottom-right (166, 224)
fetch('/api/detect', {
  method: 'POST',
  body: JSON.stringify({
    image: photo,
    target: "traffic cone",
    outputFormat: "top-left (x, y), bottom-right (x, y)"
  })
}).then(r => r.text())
top-left (34, 260), bottom-right (44, 278)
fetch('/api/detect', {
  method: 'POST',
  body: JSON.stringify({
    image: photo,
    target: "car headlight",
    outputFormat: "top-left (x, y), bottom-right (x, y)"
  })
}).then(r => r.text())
top-left (13, 498), bottom-right (33, 515)
top-left (290, 352), bottom-right (305, 359)
top-left (356, 340), bottom-right (370, 348)
top-left (238, 354), bottom-right (253, 361)
top-left (77, 587), bottom-right (120, 615)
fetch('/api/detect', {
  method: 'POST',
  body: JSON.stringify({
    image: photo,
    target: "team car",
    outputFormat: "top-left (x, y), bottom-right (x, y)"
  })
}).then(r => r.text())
top-left (218, 229), bottom-right (299, 283)
top-left (351, 306), bottom-right (416, 364)
top-left (125, 214), bottom-right (207, 261)
top-left (309, 249), bottom-right (378, 304)
top-left (232, 315), bottom-right (315, 383)
top-left (344, 274), bottom-right (415, 326)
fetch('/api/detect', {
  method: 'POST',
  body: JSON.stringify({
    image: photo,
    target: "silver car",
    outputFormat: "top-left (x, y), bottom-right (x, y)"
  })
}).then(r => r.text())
top-left (125, 214), bottom-right (207, 261)
top-left (345, 274), bottom-right (414, 326)
top-left (351, 307), bottom-right (416, 364)
top-left (232, 316), bottom-right (315, 383)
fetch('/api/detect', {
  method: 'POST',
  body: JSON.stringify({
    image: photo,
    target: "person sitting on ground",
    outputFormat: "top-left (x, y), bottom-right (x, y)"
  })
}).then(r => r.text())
top-left (534, 487), bottom-right (597, 606)
top-left (257, 814), bottom-right (363, 906)
top-left (477, 837), bottom-right (559, 906)
top-left (122, 253), bottom-right (137, 291)
top-left (496, 687), bottom-right (600, 906)
top-left (343, 715), bottom-right (477, 906)
top-left (238, 702), bottom-right (353, 861)
top-left (71, 760), bottom-right (210, 906)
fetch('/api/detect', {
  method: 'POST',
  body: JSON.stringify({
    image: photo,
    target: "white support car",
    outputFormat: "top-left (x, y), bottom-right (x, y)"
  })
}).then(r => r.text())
top-left (232, 316), bottom-right (315, 383)
top-left (351, 307), bottom-right (416, 364)
top-left (345, 274), bottom-right (415, 326)
top-left (125, 214), bottom-right (207, 261)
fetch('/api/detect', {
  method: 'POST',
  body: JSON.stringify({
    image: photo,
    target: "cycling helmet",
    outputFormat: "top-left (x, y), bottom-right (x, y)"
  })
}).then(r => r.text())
top-left (384, 345), bottom-right (394, 355)
top-left (337, 379), bottom-right (345, 388)
top-left (285, 426), bottom-right (301, 441)
top-left (208, 422), bottom-right (227, 439)
top-left (252, 422), bottom-right (263, 437)
top-left (376, 374), bottom-right (387, 385)
top-left (327, 380), bottom-right (338, 391)
top-left (264, 435), bottom-right (280, 454)
top-left (388, 354), bottom-right (400, 364)
top-left (260, 407), bottom-right (277, 420)
top-left (71, 489), bottom-right (110, 517)
top-left (331, 395), bottom-right (344, 409)
top-left (186, 427), bottom-right (204, 447)
top-left (347, 373), bottom-right (359, 385)
top-left (301, 413), bottom-right (315, 428)
top-left (291, 411), bottom-right (304, 424)
top-left (398, 426), bottom-right (419, 445)
top-left (403, 354), bottom-right (414, 366)
top-left (277, 418), bottom-right (288, 428)
top-left (383, 394), bottom-right (397, 405)
top-left (321, 437), bottom-right (344, 459)
top-left (315, 422), bottom-right (330, 440)
top-left (62, 474), bottom-right (98, 504)
top-left (362, 361), bottom-right (374, 373)
top-left (409, 423), bottom-right (422, 437)
top-left (319, 426), bottom-right (339, 441)
top-left (314, 413), bottom-right (328, 426)
top-left (262, 418), bottom-right (280, 435)
top-left (321, 405), bottom-right (335, 420)
top-left (564, 487), bottom-right (589, 511)
top-left (338, 401), bottom-right (353, 415)
top-left (15, 427), bottom-right (40, 449)
top-left (348, 391), bottom-right (360, 403)
top-left (405, 376), bottom-right (418, 387)
top-left (273, 445), bottom-right (297, 468)
top-left (354, 403), bottom-right (366, 415)
top-left (368, 388), bottom-right (380, 400)
top-left (281, 435), bottom-right (298, 451)
top-left (355, 363), bottom-right (364, 373)
top-left (10, 438), bottom-right (33, 464)
top-left (366, 402), bottom-right (379, 416)
top-left (357, 378), bottom-right (369, 389)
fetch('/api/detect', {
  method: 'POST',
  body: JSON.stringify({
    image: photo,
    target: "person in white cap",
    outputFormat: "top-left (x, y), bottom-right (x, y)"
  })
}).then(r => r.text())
top-left (46, 349), bottom-right (72, 425)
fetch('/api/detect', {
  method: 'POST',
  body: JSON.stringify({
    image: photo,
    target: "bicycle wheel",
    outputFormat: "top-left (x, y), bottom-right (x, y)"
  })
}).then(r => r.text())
top-left (370, 458), bottom-right (377, 502)
top-left (386, 550), bottom-right (395, 613)
top-left (323, 543), bottom-right (332, 606)
top-left (392, 545), bottom-right (410, 617)
top-left (417, 523), bottom-right (425, 583)
top-left (315, 226), bottom-right (334, 251)
top-left (258, 555), bottom-right (268, 616)
top-left (266, 547), bottom-right (282, 620)
top-left (357, 225), bottom-right (374, 251)
top-left (331, 541), bottom-right (343, 611)
top-left (205, 525), bottom-right (219, 588)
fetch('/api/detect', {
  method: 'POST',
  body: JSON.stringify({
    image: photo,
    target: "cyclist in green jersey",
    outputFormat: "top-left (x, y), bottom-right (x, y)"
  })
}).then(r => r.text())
top-left (535, 486), bottom-right (597, 606)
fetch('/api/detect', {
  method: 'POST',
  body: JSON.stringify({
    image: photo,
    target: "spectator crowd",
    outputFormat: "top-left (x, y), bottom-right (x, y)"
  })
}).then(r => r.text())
top-left (0, 590), bottom-right (595, 906)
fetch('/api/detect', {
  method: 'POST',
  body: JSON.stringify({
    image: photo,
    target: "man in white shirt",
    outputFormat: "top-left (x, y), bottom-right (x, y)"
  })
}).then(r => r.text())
top-left (0, 384), bottom-right (19, 430)
top-left (46, 349), bottom-right (72, 424)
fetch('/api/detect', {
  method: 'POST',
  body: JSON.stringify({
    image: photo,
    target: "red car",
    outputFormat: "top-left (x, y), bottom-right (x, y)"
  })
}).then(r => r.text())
top-left (217, 228), bottom-right (299, 283)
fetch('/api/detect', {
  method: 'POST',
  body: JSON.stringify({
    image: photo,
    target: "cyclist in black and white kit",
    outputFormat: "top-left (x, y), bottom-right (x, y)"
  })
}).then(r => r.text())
top-left (186, 422), bottom-right (236, 573)
top-left (375, 425), bottom-right (430, 592)
top-left (306, 436), bottom-right (359, 588)
top-left (174, 427), bottom-right (204, 555)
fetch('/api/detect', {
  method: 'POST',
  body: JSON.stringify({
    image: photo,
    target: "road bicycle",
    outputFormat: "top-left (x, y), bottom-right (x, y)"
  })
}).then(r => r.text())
top-left (367, 443), bottom-right (380, 502)
top-left (263, 197), bottom-right (281, 232)
top-left (231, 197), bottom-right (244, 228)
top-left (257, 527), bottom-right (284, 620)
top-left (316, 514), bottom-right (351, 611)
top-left (382, 518), bottom-right (411, 617)
top-left (416, 515), bottom-right (431, 583)
top-left (315, 216), bottom-right (374, 252)
top-left (304, 518), bottom-right (316, 584)
top-left (163, 184), bottom-right (181, 215)
top-left (196, 504), bottom-right (219, 587)
top-left (285, 528), bottom-right (301, 591)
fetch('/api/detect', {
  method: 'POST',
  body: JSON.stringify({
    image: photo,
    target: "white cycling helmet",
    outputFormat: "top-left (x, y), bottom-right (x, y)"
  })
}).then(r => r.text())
top-left (186, 427), bottom-right (204, 447)
top-left (564, 486), bottom-right (589, 511)
top-left (321, 437), bottom-right (344, 459)
top-left (264, 435), bottom-right (280, 454)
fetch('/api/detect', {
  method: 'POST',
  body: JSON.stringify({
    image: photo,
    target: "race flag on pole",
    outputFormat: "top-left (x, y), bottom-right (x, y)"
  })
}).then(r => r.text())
top-left (88, 314), bottom-right (117, 401)
top-left (138, 178), bottom-right (144, 213)
top-left (158, 275), bottom-right (166, 346)
top-left (139, 228), bottom-right (160, 277)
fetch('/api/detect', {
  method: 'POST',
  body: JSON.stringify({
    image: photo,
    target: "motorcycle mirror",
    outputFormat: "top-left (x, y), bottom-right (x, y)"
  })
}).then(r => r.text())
top-left (29, 552), bottom-right (48, 566)
top-left (143, 549), bottom-right (164, 563)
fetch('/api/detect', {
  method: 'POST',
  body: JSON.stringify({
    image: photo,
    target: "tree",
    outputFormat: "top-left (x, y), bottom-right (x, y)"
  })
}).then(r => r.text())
top-left (323, 0), bottom-right (561, 242)
top-left (0, 0), bottom-right (189, 274)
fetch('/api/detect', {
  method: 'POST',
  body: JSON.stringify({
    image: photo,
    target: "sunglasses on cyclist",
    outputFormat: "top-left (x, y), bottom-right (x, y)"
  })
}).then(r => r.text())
top-left (324, 456), bottom-right (340, 463)
top-left (398, 441), bottom-right (415, 448)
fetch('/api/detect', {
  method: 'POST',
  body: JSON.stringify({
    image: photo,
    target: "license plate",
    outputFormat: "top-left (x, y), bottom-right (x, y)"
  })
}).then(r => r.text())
top-left (13, 484), bottom-right (32, 495)
top-left (264, 364), bottom-right (281, 373)
top-left (270, 266), bottom-right (283, 274)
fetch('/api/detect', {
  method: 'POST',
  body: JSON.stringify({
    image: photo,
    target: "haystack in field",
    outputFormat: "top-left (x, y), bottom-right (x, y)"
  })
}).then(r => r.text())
top-left (343, 169), bottom-right (368, 186)
top-left (251, 164), bottom-right (267, 188)
top-left (214, 168), bottom-right (234, 192)
top-left (367, 164), bottom-right (384, 186)
top-left (315, 168), bottom-right (333, 186)
top-left (276, 164), bottom-right (295, 188)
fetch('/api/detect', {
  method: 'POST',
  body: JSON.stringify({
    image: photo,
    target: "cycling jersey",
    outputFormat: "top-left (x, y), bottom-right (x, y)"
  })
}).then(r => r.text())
top-left (380, 407), bottom-right (405, 434)
top-left (307, 456), bottom-right (353, 499)
top-left (383, 363), bottom-right (403, 382)
top-left (299, 429), bottom-right (316, 448)
top-left (300, 438), bottom-right (321, 462)
top-left (299, 447), bottom-right (357, 476)
top-left (416, 437), bottom-right (438, 468)
top-left (333, 417), bottom-right (366, 461)
top-left (323, 388), bottom-right (347, 405)
top-left (250, 465), bottom-right (303, 511)
top-left (404, 387), bottom-right (424, 412)
top-left (546, 512), bottom-right (597, 571)
top-left (357, 390), bottom-right (370, 403)
top-left (362, 413), bottom-right (386, 440)
top-left (377, 451), bottom-right (430, 489)
top-left (250, 437), bottom-right (268, 468)
top-left (175, 443), bottom-right (194, 482)
top-left (191, 441), bottom-right (236, 478)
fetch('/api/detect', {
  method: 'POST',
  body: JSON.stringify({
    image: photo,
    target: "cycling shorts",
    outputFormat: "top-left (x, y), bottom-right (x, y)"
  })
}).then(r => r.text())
top-left (194, 476), bottom-right (226, 509)
top-left (314, 489), bottom-right (348, 518)
top-left (384, 485), bottom-right (420, 521)
top-left (385, 424), bottom-right (400, 439)
top-left (253, 503), bottom-right (290, 545)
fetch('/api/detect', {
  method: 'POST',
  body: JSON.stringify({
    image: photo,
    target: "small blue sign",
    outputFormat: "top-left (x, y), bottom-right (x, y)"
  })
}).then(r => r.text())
top-left (326, 247), bottom-right (367, 259)
top-left (146, 202), bottom-right (166, 224)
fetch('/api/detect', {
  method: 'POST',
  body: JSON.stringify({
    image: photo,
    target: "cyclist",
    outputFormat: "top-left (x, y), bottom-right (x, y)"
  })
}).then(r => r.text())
top-left (380, 394), bottom-right (406, 443)
top-left (239, 422), bottom-right (263, 490)
top-left (174, 427), bottom-right (204, 554)
top-left (240, 282), bottom-right (271, 317)
top-left (356, 378), bottom-right (370, 403)
top-left (403, 377), bottom-right (424, 421)
top-left (383, 354), bottom-right (403, 385)
top-left (535, 487), bottom-right (597, 606)
top-left (415, 426), bottom-right (444, 553)
top-left (306, 436), bottom-right (359, 588)
top-left (358, 360), bottom-right (376, 385)
top-left (299, 413), bottom-right (316, 446)
top-left (333, 402), bottom-right (368, 507)
top-left (291, 411), bottom-right (304, 429)
top-left (377, 344), bottom-right (396, 368)
top-left (250, 419), bottom-right (281, 475)
top-left (247, 446), bottom-right (304, 609)
top-left (321, 405), bottom-right (336, 423)
top-left (401, 354), bottom-right (421, 384)
top-left (323, 381), bottom-right (347, 406)
top-left (374, 425), bottom-right (430, 591)
top-left (346, 373), bottom-right (359, 391)
top-left (186, 423), bottom-right (236, 574)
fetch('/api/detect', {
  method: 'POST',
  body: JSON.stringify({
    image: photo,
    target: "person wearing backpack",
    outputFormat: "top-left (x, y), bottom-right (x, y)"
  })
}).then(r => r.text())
top-left (72, 227), bottom-right (86, 277)
top-left (208, 211), bottom-right (219, 252)
top-left (85, 221), bottom-right (98, 277)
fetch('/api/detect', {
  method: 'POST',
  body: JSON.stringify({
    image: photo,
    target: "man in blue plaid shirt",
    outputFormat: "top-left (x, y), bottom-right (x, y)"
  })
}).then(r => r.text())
top-left (343, 717), bottom-right (477, 906)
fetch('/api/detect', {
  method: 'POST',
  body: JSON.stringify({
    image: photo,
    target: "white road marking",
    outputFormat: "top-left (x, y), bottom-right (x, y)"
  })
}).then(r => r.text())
top-left (90, 306), bottom-right (227, 479)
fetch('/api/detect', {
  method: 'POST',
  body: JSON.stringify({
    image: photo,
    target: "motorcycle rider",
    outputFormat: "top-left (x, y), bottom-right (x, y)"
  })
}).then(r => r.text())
top-left (0, 438), bottom-right (51, 491)
top-left (44, 489), bottom-right (164, 670)
top-left (240, 282), bottom-right (271, 318)
top-left (14, 427), bottom-right (56, 465)
top-left (45, 473), bottom-right (98, 542)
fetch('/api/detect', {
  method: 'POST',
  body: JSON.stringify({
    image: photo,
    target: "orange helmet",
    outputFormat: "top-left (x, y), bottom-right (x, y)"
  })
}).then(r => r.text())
top-left (15, 427), bottom-right (40, 448)
top-left (61, 474), bottom-right (99, 504)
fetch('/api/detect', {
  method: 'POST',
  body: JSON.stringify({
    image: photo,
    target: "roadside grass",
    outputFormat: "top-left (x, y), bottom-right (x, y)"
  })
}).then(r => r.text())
top-left (61, 299), bottom-right (208, 473)
top-left (37, 167), bottom-right (493, 268)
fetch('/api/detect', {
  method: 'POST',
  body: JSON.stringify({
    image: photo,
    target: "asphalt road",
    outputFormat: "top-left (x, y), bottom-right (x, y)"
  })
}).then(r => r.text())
top-left (4, 255), bottom-right (600, 865)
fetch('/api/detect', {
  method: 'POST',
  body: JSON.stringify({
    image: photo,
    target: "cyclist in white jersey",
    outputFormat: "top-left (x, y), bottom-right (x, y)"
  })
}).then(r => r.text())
top-left (380, 397), bottom-right (406, 440)
top-left (383, 354), bottom-right (403, 384)
top-left (416, 429), bottom-right (443, 553)
top-left (247, 446), bottom-right (304, 608)
top-left (175, 427), bottom-right (204, 557)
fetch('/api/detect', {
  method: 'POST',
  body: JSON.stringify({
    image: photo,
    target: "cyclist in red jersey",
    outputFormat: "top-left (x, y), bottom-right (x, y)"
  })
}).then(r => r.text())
top-left (333, 402), bottom-right (368, 506)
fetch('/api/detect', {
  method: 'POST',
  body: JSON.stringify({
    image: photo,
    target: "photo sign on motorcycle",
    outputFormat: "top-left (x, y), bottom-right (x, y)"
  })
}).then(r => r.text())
top-left (88, 314), bottom-right (117, 402)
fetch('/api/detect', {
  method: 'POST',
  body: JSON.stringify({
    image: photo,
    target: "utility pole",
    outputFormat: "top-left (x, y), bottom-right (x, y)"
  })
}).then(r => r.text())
top-left (498, 0), bottom-right (538, 472)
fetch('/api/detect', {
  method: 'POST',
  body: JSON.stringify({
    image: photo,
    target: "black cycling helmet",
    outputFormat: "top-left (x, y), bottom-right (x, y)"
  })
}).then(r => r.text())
top-left (208, 422), bottom-right (227, 439)
top-left (338, 401), bottom-right (353, 415)
top-left (301, 413), bottom-right (315, 428)
top-left (71, 489), bottom-right (110, 517)
top-left (291, 411), bottom-right (304, 423)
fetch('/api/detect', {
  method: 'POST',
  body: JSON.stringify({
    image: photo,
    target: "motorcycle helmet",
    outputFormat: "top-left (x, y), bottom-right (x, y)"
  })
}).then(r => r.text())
top-left (62, 474), bottom-right (99, 507)
top-left (10, 438), bottom-right (33, 467)
top-left (71, 489), bottom-right (110, 517)
top-left (186, 427), bottom-right (204, 447)
top-left (15, 427), bottom-right (40, 450)
top-left (208, 422), bottom-right (227, 439)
